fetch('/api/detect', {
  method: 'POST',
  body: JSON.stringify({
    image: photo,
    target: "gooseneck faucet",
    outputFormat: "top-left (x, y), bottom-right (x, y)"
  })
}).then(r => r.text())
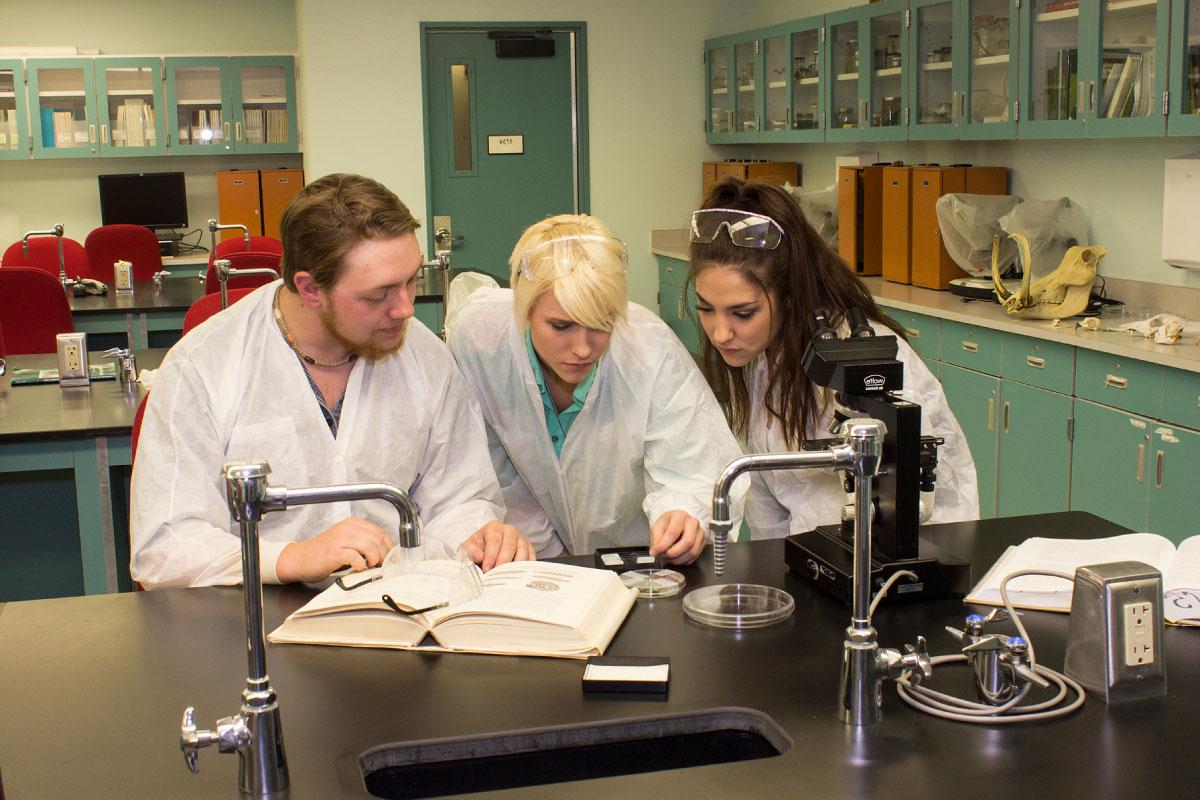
top-left (214, 258), bottom-right (281, 309)
top-left (208, 218), bottom-right (252, 263)
top-left (709, 418), bottom-right (930, 726)
top-left (180, 460), bottom-right (422, 795)
top-left (22, 224), bottom-right (71, 291)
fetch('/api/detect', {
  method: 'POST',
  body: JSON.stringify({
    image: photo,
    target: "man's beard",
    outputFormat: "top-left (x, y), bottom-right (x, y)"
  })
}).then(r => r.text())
top-left (319, 305), bottom-right (407, 361)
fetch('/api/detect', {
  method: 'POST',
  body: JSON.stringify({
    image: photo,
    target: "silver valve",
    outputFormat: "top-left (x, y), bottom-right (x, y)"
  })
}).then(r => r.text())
top-left (882, 635), bottom-right (932, 684)
top-left (953, 613), bottom-right (1049, 704)
top-left (179, 706), bottom-right (251, 774)
top-left (101, 347), bottom-right (138, 385)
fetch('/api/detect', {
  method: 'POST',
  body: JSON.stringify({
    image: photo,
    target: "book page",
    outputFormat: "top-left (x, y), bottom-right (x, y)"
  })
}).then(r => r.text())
top-left (289, 568), bottom-right (455, 619)
top-left (429, 562), bottom-right (618, 629)
top-left (966, 533), bottom-right (1178, 610)
top-left (1164, 536), bottom-right (1200, 625)
top-left (269, 609), bottom-right (427, 648)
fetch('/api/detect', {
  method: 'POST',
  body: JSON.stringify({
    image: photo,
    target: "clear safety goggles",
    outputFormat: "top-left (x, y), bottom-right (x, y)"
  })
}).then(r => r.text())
top-left (689, 208), bottom-right (784, 250)
top-left (518, 235), bottom-right (628, 282)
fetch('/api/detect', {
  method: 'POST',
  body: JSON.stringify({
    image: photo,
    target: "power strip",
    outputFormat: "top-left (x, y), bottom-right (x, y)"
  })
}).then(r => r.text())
top-left (56, 332), bottom-right (90, 387)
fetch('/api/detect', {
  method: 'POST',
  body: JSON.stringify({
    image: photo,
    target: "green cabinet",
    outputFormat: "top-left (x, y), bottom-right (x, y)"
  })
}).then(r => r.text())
top-left (1070, 399), bottom-right (1152, 532)
top-left (1146, 422), bottom-right (1200, 543)
top-left (888, 308), bottom-right (941, 359)
top-left (94, 58), bottom-right (168, 157)
top-left (940, 362), bottom-right (1000, 518)
top-left (166, 56), bottom-right (299, 154)
top-left (1168, 0), bottom-right (1200, 135)
top-left (824, 0), bottom-right (909, 142)
top-left (657, 256), bottom-right (701, 354)
top-left (0, 59), bottom-right (30, 159)
top-left (995, 380), bottom-right (1072, 517)
top-left (1019, 0), bottom-right (1170, 139)
top-left (27, 58), bottom-right (99, 158)
top-left (758, 16), bottom-right (827, 143)
top-left (705, 33), bottom-right (760, 142)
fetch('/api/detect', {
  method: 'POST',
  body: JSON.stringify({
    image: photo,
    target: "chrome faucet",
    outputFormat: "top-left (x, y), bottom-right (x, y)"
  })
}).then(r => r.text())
top-left (214, 258), bottom-right (280, 309)
top-left (208, 219), bottom-right (251, 266)
top-left (22, 224), bottom-right (73, 291)
top-left (179, 460), bottom-right (423, 794)
top-left (709, 418), bottom-right (931, 725)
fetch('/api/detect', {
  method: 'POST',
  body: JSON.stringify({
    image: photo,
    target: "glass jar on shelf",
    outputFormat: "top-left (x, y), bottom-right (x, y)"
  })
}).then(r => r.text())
top-left (881, 96), bottom-right (901, 126)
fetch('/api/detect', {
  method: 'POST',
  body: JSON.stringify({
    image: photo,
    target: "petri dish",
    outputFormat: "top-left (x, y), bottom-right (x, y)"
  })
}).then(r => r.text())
top-left (682, 583), bottom-right (795, 629)
top-left (620, 568), bottom-right (686, 599)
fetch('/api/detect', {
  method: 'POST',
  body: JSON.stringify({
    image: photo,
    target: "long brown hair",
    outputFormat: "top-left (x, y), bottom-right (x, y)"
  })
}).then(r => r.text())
top-left (687, 177), bottom-right (903, 449)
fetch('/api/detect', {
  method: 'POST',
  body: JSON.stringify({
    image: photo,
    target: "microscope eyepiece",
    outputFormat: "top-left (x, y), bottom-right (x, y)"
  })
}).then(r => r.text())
top-left (811, 309), bottom-right (838, 340)
top-left (847, 307), bottom-right (873, 338)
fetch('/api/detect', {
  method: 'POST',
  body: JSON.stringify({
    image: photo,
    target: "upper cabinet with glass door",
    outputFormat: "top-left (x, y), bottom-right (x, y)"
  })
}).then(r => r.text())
top-left (0, 60), bottom-right (29, 159)
top-left (961, 0), bottom-right (1020, 139)
top-left (27, 59), bottom-right (98, 158)
top-left (706, 33), bottom-right (761, 142)
top-left (759, 17), bottom-right (826, 143)
top-left (1019, 0), bottom-right (1086, 137)
top-left (1169, 0), bottom-right (1200, 135)
top-left (865, 0), bottom-right (909, 141)
top-left (826, 7), bottom-right (866, 141)
top-left (95, 57), bottom-right (167, 157)
top-left (166, 56), bottom-right (299, 154)
top-left (910, 0), bottom-right (960, 140)
top-left (1087, 0), bottom-right (1169, 137)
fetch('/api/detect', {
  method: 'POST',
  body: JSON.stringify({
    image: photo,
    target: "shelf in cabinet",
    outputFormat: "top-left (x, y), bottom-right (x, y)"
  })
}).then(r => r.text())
top-left (798, 76), bottom-right (819, 86)
top-left (922, 61), bottom-right (953, 71)
top-left (973, 54), bottom-right (1011, 67)
top-left (768, 81), bottom-right (786, 89)
top-left (737, 83), bottom-right (755, 92)
top-left (1036, 8), bottom-right (1079, 23)
top-left (39, 90), bottom-right (86, 97)
top-left (874, 67), bottom-right (902, 78)
top-left (712, 87), bottom-right (728, 95)
top-left (837, 72), bottom-right (860, 81)
top-left (107, 89), bottom-right (155, 96)
top-left (176, 98), bottom-right (222, 105)
top-left (0, 91), bottom-right (15, 98)
top-left (1105, 0), bottom-right (1158, 16)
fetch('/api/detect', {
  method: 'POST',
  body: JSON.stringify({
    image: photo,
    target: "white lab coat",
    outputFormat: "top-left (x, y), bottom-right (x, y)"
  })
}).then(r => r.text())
top-left (447, 288), bottom-right (746, 557)
top-left (743, 322), bottom-right (980, 538)
top-left (130, 282), bottom-right (504, 589)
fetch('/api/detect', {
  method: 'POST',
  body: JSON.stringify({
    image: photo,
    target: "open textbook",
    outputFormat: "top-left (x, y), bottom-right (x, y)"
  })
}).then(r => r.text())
top-left (966, 533), bottom-right (1200, 626)
top-left (269, 561), bottom-right (638, 658)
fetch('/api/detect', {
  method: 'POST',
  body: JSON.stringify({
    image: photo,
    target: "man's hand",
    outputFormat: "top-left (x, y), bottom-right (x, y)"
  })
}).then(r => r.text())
top-left (461, 521), bottom-right (536, 571)
top-left (275, 517), bottom-right (394, 583)
top-left (649, 509), bottom-right (706, 565)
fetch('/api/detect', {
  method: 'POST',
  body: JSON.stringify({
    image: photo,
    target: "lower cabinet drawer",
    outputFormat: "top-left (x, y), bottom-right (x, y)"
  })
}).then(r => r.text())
top-left (1000, 333), bottom-right (1074, 394)
top-left (940, 320), bottom-right (1003, 375)
top-left (1075, 348), bottom-right (1162, 419)
top-left (887, 308), bottom-right (941, 360)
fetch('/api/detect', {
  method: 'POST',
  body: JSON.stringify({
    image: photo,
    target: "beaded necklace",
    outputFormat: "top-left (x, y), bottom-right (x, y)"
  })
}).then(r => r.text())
top-left (273, 288), bottom-right (357, 369)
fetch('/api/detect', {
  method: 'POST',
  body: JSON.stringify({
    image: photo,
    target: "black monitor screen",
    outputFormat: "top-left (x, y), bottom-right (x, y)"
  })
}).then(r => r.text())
top-left (98, 172), bottom-right (188, 230)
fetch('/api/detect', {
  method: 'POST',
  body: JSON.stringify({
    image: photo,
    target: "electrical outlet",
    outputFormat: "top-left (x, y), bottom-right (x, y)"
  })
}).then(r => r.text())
top-left (56, 332), bottom-right (90, 387)
top-left (1124, 601), bottom-right (1155, 666)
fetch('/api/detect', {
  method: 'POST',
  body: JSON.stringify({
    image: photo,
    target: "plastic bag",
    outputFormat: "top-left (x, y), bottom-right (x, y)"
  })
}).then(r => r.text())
top-left (998, 197), bottom-right (1089, 282)
top-left (786, 182), bottom-right (839, 251)
top-left (935, 193), bottom-right (1022, 277)
top-left (444, 271), bottom-right (500, 339)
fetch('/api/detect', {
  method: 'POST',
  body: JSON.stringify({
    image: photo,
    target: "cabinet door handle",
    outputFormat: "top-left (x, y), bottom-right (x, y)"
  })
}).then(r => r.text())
top-left (223, 121), bottom-right (231, 141)
top-left (951, 91), bottom-right (959, 123)
top-left (1105, 374), bottom-right (1128, 389)
top-left (859, 99), bottom-right (867, 129)
top-left (1002, 401), bottom-right (1011, 434)
top-left (960, 89), bottom-right (967, 120)
top-left (961, 341), bottom-right (978, 353)
top-left (1026, 355), bottom-right (1045, 369)
top-left (987, 398), bottom-right (995, 432)
top-left (100, 124), bottom-right (109, 144)
top-left (1078, 80), bottom-right (1085, 118)
top-left (905, 327), bottom-right (919, 338)
top-left (235, 121), bottom-right (243, 142)
top-left (677, 296), bottom-right (685, 320)
top-left (88, 124), bottom-right (96, 144)
top-left (1136, 443), bottom-right (1145, 483)
top-left (1155, 450), bottom-right (1164, 490)
top-left (1088, 80), bottom-right (1096, 114)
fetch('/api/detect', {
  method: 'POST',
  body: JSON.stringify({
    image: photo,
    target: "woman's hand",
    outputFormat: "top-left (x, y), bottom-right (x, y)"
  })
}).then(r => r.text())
top-left (649, 510), bottom-right (706, 565)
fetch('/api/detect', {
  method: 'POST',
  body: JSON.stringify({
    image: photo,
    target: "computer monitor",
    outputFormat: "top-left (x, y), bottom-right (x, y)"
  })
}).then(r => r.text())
top-left (97, 172), bottom-right (189, 230)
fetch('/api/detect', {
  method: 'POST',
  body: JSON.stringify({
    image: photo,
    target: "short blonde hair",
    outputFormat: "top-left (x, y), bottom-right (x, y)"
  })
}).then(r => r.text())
top-left (510, 214), bottom-right (628, 333)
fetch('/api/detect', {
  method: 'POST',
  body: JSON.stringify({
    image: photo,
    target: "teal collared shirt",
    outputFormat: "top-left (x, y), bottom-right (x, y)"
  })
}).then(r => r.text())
top-left (525, 330), bottom-right (596, 457)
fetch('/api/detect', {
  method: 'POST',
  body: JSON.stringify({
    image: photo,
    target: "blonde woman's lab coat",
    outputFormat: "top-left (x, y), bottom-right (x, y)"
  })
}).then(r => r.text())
top-left (447, 288), bottom-right (746, 557)
top-left (131, 282), bottom-right (505, 589)
top-left (743, 321), bottom-right (980, 539)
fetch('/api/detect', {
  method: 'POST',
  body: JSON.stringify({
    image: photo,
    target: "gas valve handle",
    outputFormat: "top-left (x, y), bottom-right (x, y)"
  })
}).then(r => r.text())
top-left (179, 706), bottom-right (218, 773)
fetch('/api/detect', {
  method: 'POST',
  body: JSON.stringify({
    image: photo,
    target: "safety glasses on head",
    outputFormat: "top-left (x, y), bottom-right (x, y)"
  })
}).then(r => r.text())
top-left (689, 208), bottom-right (785, 250)
top-left (518, 235), bottom-right (628, 282)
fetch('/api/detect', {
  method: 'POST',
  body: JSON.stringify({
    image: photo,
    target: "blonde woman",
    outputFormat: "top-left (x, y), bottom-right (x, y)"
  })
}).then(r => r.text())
top-left (447, 214), bottom-right (745, 564)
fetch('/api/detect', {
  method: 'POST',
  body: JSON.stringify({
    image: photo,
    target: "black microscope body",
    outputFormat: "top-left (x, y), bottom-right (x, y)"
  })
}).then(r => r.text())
top-left (783, 309), bottom-right (972, 606)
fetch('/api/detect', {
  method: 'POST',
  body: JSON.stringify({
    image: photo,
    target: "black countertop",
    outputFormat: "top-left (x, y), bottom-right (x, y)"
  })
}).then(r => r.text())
top-left (0, 349), bottom-right (165, 441)
top-left (2, 512), bottom-right (1195, 799)
top-left (68, 278), bottom-right (206, 315)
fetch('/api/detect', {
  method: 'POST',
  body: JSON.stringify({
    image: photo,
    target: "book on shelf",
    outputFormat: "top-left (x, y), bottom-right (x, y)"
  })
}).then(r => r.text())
top-left (1043, 0), bottom-right (1079, 13)
top-left (1105, 53), bottom-right (1143, 119)
top-left (965, 533), bottom-right (1200, 626)
top-left (39, 107), bottom-right (54, 147)
top-left (125, 98), bottom-right (145, 147)
top-left (269, 560), bottom-right (639, 659)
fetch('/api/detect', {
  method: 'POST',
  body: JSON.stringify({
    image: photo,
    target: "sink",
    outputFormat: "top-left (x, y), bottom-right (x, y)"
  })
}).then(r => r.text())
top-left (360, 707), bottom-right (791, 799)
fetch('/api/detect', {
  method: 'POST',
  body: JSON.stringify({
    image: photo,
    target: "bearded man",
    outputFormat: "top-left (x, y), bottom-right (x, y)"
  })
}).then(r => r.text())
top-left (131, 173), bottom-right (534, 589)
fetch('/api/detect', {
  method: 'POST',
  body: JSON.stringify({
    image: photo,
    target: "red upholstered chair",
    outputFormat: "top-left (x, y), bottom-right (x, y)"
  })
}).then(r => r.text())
top-left (182, 287), bottom-right (256, 335)
top-left (84, 224), bottom-right (164, 282)
top-left (203, 251), bottom-right (282, 294)
top-left (209, 236), bottom-right (282, 267)
top-left (2, 236), bottom-right (93, 279)
top-left (0, 267), bottom-right (75, 354)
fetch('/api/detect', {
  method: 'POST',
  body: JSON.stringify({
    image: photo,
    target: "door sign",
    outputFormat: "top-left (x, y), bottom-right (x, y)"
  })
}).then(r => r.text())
top-left (487, 135), bottom-right (524, 154)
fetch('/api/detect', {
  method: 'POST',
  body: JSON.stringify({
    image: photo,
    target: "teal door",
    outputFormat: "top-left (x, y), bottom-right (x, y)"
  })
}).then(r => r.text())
top-left (1070, 399), bottom-right (1150, 531)
top-left (939, 363), bottom-right (999, 518)
top-left (1147, 424), bottom-right (1200, 544)
top-left (996, 381), bottom-right (1072, 517)
top-left (424, 25), bottom-right (587, 282)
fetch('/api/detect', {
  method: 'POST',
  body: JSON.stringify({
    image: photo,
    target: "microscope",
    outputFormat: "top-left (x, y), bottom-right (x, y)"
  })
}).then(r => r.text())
top-left (783, 308), bottom-right (972, 606)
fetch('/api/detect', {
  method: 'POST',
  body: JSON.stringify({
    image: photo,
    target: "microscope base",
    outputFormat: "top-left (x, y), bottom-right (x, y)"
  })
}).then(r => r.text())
top-left (785, 526), bottom-right (972, 607)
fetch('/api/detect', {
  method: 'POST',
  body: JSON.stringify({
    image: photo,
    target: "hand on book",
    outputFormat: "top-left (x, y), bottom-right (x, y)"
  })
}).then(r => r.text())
top-left (276, 516), bottom-right (393, 583)
top-left (649, 509), bottom-right (705, 565)
top-left (460, 521), bottom-right (537, 572)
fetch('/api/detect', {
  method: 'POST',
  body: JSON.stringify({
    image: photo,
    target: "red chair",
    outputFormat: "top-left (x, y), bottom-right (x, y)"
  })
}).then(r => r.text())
top-left (2, 237), bottom-right (94, 279)
top-left (84, 224), bottom-right (164, 283)
top-left (209, 235), bottom-right (282, 267)
top-left (203, 251), bottom-right (282, 294)
top-left (182, 287), bottom-right (256, 335)
top-left (0, 267), bottom-right (75, 354)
